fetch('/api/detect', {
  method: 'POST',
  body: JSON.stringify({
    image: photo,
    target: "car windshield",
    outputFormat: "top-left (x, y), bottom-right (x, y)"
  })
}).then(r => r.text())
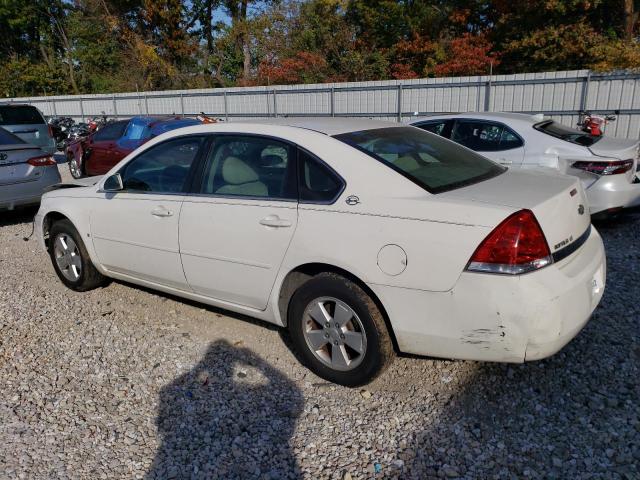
top-left (0, 127), bottom-right (26, 144)
top-left (334, 126), bottom-right (506, 193)
top-left (534, 120), bottom-right (602, 146)
top-left (0, 105), bottom-right (45, 125)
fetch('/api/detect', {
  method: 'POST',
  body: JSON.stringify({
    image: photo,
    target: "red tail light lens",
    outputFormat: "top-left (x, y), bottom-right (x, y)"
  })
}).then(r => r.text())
top-left (47, 124), bottom-right (54, 138)
top-left (571, 159), bottom-right (633, 175)
top-left (27, 154), bottom-right (56, 167)
top-left (467, 209), bottom-right (552, 275)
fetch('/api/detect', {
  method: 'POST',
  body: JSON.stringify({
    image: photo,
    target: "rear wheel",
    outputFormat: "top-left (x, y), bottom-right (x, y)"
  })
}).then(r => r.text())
top-left (67, 153), bottom-right (83, 179)
top-left (49, 219), bottom-right (106, 291)
top-left (288, 273), bottom-right (393, 387)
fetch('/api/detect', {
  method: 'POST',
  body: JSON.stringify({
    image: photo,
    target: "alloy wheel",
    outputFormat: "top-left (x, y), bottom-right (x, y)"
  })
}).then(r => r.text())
top-left (302, 296), bottom-right (367, 371)
top-left (53, 233), bottom-right (82, 282)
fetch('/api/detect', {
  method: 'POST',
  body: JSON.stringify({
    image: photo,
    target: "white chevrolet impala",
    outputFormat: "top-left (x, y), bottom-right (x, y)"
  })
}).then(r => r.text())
top-left (35, 119), bottom-right (606, 386)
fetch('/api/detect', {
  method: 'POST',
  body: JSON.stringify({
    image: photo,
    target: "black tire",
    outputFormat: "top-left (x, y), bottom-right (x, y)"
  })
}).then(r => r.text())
top-left (49, 219), bottom-right (107, 291)
top-left (67, 153), bottom-right (84, 179)
top-left (288, 272), bottom-right (394, 387)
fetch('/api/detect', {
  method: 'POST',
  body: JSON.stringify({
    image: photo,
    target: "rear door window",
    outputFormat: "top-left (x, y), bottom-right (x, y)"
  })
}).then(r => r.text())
top-left (93, 121), bottom-right (128, 141)
top-left (415, 120), bottom-right (453, 138)
top-left (199, 135), bottom-right (297, 200)
top-left (0, 106), bottom-right (45, 125)
top-left (451, 120), bottom-right (523, 152)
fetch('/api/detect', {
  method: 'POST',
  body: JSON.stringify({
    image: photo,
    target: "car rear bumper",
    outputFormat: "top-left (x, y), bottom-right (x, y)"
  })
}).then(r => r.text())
top-left (586, 174), bottom-right (640, 214)
top-left (369, 227), bottom-right (606, 363)
top-left (0, 166), bottom-right (61, 210)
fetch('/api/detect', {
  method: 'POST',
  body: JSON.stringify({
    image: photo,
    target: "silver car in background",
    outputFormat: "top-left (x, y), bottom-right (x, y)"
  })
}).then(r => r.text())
top-left (0, 104), bottom-right (56, 155)
top-left (0, 127), bottom-right (61, 210)
top-left (411, 112), bottom-right (640, 217)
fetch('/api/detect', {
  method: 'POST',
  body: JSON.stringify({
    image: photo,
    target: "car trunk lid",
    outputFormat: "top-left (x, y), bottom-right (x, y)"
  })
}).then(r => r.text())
top-left (0, 145), bottom-right (49, 186)
top-left (588, 136), bottom-right (639, 161)
top-left (441, 169), bottom-right (591, 259)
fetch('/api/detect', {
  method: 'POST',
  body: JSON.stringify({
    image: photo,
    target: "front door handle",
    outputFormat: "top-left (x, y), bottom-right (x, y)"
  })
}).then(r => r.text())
top-left (151, 206), bottom-right (173, 218)
top-left (259, 215), bottom-right (292, 228)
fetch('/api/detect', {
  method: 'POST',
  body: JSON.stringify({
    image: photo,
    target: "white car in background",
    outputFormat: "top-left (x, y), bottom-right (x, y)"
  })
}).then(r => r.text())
top-left (35, 119), bottom-right (605, 386)
top-left (411, 112), bottom-right (640, 217)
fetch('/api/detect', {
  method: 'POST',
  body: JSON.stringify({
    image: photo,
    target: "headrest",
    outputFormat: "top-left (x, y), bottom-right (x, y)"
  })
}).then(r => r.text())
top-left (221, 156), bottom-right (259, 185)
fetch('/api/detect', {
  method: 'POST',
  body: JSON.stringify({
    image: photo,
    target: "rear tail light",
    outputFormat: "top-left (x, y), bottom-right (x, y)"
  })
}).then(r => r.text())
top-left (466, 209), bottom-right (552, 275)
top-left (571, 159), bottom-right (633, 175)
top-left (27, 154), bottom-right (56, 167)
top-left (47, 124), bottom-right (54, 138)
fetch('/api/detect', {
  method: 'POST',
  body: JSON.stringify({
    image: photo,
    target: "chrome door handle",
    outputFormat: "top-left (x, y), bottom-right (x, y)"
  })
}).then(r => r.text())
top-left (151, 207), bottom-right (173, 218)
top-left (499, 158), bottom-right (513, 165)
top-left (259, 215), bottom-right (292, 228)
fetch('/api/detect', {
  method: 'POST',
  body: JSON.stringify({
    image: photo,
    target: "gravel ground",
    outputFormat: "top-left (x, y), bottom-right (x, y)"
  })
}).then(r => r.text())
top-left (0, 164), bottom-right (639, 479)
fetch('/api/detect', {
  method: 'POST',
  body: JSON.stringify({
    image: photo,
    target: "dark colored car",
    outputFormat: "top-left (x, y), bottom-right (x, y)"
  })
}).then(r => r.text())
top-left (65, 116), bottom-right (201, 178)
top-left (0, 104), bottom-right (56, 154)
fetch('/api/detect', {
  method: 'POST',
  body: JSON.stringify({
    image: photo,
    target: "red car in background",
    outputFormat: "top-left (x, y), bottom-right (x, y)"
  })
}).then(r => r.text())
top-left (65, 116), bottom-right (202, 179)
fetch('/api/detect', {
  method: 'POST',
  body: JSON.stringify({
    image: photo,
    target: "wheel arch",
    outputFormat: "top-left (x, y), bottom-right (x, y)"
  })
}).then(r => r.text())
top-left (276, 262), bottom-right (400, 353)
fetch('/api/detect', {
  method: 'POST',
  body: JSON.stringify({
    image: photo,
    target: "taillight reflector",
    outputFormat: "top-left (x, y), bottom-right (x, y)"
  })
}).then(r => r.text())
top-left (27, 154), bottom-right (56, 167)
top-left (467, 209), bottom-right (552, 275)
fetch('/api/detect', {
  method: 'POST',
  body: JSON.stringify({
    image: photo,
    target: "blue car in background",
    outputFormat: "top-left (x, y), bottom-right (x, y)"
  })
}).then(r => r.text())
top-left (65, 116), bottom-right (201, 178)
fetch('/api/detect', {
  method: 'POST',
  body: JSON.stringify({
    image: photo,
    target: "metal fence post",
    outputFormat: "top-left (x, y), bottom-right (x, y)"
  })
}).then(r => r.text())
top-left (112, 95), bottom-right (118, 118)
top-left (223, 91), bottom-right (229, 121)
top-left (580, 71), bottom-right (591, 113)
top-left (397, 84), bottom-right (403, 122)
top-left (180, 93), bottom-right (185, 116)
top-left (330, 87), bottom-right (335, 117)
top-left (51, 98), bottom-right (57, 116)
top-left (273, 89), bottom-right (278, 117)
top-left (485, 77), bottom-right (492, 112)
top-left (144, 93), bottom-right (149, 115)
top-left (79, 97), bottom-right (84, 122)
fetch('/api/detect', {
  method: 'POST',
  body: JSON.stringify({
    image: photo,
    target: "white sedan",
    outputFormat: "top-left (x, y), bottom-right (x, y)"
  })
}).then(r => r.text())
top-left (35, 119), bottom-right (606, 386)
top-left (411, 112), bottom-right (640, 217)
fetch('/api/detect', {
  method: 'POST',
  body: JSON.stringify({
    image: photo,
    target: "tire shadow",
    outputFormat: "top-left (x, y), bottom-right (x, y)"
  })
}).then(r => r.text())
top-left (146, 339), bottom-right (304, 479)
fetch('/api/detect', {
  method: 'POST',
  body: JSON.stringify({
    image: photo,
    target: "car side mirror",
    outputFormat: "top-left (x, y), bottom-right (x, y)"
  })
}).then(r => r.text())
top-left (103, 173), bottom-right (123, 192)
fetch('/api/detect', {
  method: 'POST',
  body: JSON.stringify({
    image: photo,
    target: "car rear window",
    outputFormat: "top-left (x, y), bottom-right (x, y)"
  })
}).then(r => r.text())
top-left (0, 105), bottom-right (45, 125)
top-left (334, 126), bottom-right (505, 194)
top-left (0, 127), bottom-right (26, 144)
top-left (534, 120), bottom-right (601, 146)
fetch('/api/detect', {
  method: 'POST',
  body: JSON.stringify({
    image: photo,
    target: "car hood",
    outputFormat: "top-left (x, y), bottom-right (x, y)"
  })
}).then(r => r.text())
top-left (588, 136), bottom-right (639, 160)
top-left (45, 175), bottom-right (103, 192)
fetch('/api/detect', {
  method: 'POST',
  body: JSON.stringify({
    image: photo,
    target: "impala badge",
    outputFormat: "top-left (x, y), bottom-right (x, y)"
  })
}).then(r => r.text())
top-left (578, 204), bottom-right (585, 215)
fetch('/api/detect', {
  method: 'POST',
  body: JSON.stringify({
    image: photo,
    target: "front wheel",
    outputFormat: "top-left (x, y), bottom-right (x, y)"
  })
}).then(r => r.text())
top-left (49, 219), bottom-right (107, 291)
top-left (288, 273), bottom-right (394, 387)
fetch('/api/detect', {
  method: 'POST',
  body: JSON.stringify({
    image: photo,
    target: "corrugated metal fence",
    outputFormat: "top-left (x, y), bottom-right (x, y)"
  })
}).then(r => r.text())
top-left (7, 69), bottom-right (640, 138)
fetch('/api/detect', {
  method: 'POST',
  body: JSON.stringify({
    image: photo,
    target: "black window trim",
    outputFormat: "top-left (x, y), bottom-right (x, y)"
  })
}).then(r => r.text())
top-left (102, 133), bottom-right (210, 196)
top-left (450, 118), bottom-right (525, 152)
top-left (297, 146), bottom-right (346, 206)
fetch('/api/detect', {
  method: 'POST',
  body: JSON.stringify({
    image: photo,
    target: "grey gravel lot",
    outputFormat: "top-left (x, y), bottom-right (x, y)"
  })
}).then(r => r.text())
top-left (1, 164), bottom-right (639, 479)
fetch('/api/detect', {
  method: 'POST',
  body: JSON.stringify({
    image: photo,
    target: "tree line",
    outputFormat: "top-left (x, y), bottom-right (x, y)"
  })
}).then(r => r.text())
top-left (0, 0), bottom-right (638, 98)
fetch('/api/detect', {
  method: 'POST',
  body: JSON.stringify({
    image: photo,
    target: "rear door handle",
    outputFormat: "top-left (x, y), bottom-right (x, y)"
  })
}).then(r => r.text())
top-left (151, 206), bottom-right (173, 218)
top-left (259, 215), bottom-right (292, 228)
